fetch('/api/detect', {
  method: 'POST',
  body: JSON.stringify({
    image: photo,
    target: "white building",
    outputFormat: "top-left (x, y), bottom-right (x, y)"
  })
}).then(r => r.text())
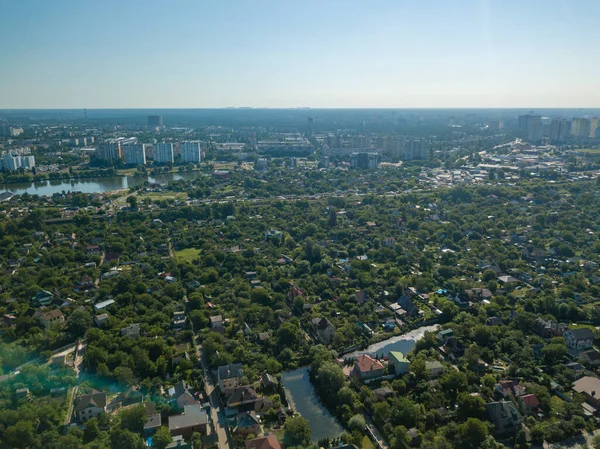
top-left (180, 141), bottom-right (202, 164)
top-left (122, 143), bottom-right (147, 165)
top-left (97, 137), bottom-right (136, 162)
top-left (1, 154), bottom-right (35, 171)
top-left (155, 143), bottom-right (174, 164)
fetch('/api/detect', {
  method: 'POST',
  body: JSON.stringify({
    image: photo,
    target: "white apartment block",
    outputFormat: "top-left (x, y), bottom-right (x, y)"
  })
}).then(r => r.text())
top-left (180, 141), bottom-right (202, 164)
top-left (122, 143), bottom-right (147, 165)
top-left (155, 143), bottom-right (174, 164)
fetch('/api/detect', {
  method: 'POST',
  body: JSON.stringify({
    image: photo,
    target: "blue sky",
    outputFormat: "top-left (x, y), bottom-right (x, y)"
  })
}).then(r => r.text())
top-left (1, 0), bottom-right (598, 108)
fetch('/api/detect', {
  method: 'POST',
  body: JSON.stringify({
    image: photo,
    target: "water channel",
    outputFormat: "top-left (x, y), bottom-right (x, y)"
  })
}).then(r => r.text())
top-left (0, 171), bottom-right (207, 196)
top-left (281, 325), bottom-right (438, 442)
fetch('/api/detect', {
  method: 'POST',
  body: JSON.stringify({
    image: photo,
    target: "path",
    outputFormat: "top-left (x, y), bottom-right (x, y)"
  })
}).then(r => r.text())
top-left (364, 414), bottom-right (390, 449)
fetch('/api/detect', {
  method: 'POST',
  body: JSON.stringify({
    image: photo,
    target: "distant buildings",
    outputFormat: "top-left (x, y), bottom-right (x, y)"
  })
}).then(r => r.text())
top-left (155, 143), bottom-right (174, 164)
top-left (350, 152), bottom-right (379, 169)
top-left (549, 118), bottom-right (568, 144)
top-left (97, 137), bottom-right (136, 162)
top-left (180, 141), bottom-right (202, 164)
top-left (518, 114), bottom-right (542, 143)
top-left (122, 143), bottom-right (147, 166)
top-left (571, 118), bottom-right (591, 138)
top-left (403, 138), bottom-right (428, 161)
top-left (148, 115), bottom-right (163, 127)
top-left (591, 117), bottom-right (600, 138)
top-left (1, 153), bottom-right (35, 171)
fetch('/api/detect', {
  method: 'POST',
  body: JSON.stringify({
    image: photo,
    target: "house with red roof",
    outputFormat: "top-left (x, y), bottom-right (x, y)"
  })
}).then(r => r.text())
top-left (352, 354), bottom-right (385, 381)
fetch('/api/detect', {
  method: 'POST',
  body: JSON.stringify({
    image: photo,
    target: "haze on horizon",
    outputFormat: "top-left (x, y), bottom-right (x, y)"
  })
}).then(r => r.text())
top-left (1, 0), bottom-right (599, 110)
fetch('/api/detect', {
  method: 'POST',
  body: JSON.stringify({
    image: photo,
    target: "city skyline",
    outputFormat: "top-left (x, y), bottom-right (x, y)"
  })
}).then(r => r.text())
top-left (1, 0), bottom-right (600, 109)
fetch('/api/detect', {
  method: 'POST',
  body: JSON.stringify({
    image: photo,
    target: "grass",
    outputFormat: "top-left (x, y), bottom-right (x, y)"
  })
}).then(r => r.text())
top-left (362, 436), bottom-right (376, 449)
top-left (576, 148), bottom-right (600, 154)
top-left (568, 323), bottom-right (596, 330)
top-left (174, 248), bottom-right (200, 262)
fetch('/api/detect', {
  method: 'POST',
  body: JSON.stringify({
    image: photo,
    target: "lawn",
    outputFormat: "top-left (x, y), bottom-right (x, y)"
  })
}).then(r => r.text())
top-left (174, 248), bottom-right (200, 261)
top-left (362, 436), bottom-right (376, 449)
top-left (568, 323), bottom-right (596, 331)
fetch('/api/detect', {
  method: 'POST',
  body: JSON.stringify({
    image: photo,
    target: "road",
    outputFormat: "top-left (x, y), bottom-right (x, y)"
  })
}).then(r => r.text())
top-left (197, 340), bottom-right (232, 449)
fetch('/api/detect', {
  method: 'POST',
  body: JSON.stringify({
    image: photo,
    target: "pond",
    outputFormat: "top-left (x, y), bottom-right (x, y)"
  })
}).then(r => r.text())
top-left (0, 171), bottom-right (207, 196)
top-left (281, 366), bottom-right (344, 442)
top-left (281, 325), bottom-right (438, 442)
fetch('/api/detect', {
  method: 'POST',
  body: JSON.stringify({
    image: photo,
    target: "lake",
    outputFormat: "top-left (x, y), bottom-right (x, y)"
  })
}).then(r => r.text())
top-left (0, 171), bottom-right (207, 196)
top-left (281, 324), bottom-right (438, 442)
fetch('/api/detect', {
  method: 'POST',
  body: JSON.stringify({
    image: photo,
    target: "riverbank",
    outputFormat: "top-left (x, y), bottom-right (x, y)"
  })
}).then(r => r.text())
top-left (344, 324), bottom-right (439, 358)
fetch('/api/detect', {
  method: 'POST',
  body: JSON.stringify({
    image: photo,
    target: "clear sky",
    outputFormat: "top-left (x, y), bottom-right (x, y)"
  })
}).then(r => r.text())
top-left (1, 0), bottom-right (599, 109)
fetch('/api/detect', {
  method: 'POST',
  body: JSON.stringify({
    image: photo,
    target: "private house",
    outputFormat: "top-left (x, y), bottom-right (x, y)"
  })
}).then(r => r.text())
top-left (463, 288), bottom-right (493, 301)
top-left (533, 318), bottom-right (567, 338)
top-left (38, 309), bottom-right (64, 328)
top-left (76, 275), bottom-right (94, 291)
top-left (167, 435), bottom-right (191, 449)
top-left (486, 401), bottom-right (523, 436)
top-left (173, 311), bottom-right (186, 331)
top-left (95, 313), bottom-right (109, 327)
top-left (425, 361), bottom-right (444, 378)
top-left (519, 394), bottom-right (541, 415)
top-left (573, 376), bottom-right (600, 408)
top-left (104, 252), bottom-right (120, 264)
top-left (15, 388), bottom-right (30, 400)
top-left (372, 387), bottom-right (394, 402)
top-left (3, 314), bottom-right (16, 327)
top-left (389, 351), bottom-right (410, 376)
top-left (94, 299), bottom-right (116, 312)
top-left (210, 315), bottom-right (224, 334)
top-left (564, 328), bottom-right (594, 354)
top-left (498, 275), bottom-right (518, 285)
top-left (121, 323), bottom-right (141, 338)
top-left (226, 386), bottom-right (260, 410)
top-left (218, 363), bottom-right (244, 395)
top-left (261, 373), bottom-right (279, 391)
top-left (170, 380), bottom-right (198, 409)
top-left (144, 413), bottom-right (162, 438)
top-left (31, 290), bottom-right (54, 307)
top-left (288, 284), bottom-right (305, 303)
top-left (168, 404), bottom-right (208, 438)
top-left (74, 390), bottom-right (107, 422)
top-left (437, 329), bottom-right (454, 342)
top-left (85, 245), bottom-right (100, 255)
top-left (311, 317), bottom-right (336, 344)
top-left (352, 354), bottom-right (385, 381)
top-left (398, 295), bottom-right (420, 317)
top-left (245, 434), bottom-right (282, 449)
top-left (235, 411), bottom-right (261, 435)
top-left (579, 349), bottom-right (600, 366)
top-left (495, 380), bottom-right (526, 397)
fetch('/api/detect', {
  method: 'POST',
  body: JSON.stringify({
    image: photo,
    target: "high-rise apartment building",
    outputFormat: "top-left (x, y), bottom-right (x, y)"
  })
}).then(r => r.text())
top-left (403, 138), bottom-right (428, 161)
top-left (350, 152), bottom-right (379, 169)
top-left (571, 118), bottom-right (591, 138)
top-left (1, 154), bottom-right (35, 171)
top-left (148, 115), bottom-right (163, 127)
top-left (180, 141), bottom-right (202, 164)
top-left (155, 143), bottom-right (174, 163)
top-left (590, 118), bottom-right (600, 138)
top-left (549, 119), bottom-right (567, 144)
top-left (97, 137), bottom-right (136, 161)
top-left (122, 143), bottom-right (147, 165)
top-left (517, 114), bottom-right (543, 143)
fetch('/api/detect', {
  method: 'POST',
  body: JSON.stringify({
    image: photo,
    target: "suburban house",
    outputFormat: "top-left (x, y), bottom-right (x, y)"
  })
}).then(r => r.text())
top-left (173, 311), bottom-right (187, 331)
top-left (495, 380), bottom-right (526, 397)
top-left (31, 290), bottom-right (54, 307)
top-left (261, 373), bottom-right (279, 391)
top-left (389, 351), bottom-right (410, 376)
top-left (352, 354), bottom-right (385, 381)
top-left (425, 361), bottom-right (444, 378)
top-left (579, 349), bottom-right (600, 366)
top-left (245, 434), bottom-right (282, 449)
top-left (398, 295), bottom-right (420, 317)
top-left (437, 329), bottom-right (454, 342)
top-left (573, 376), bottom-right (600, 407)
top-left (235, 411), bottom-right (261, 435)
top-left (210, 315), bottom-right (223, 329)
top-left (170, 380), bottom-right (198, 409)
top-left (144, 413), bottom-right (162, 438)
top-left (218, 363), bottom-right (244, 395)
top-left (38, 309), bottom-right (64, 328)
top-left (486, 400), bottom-right (523, 436)
top-left (311, 317), bottom-right (336, 344)
top-left (168, 404), bottom-right (208, 438)
top-left (519, 394), bottom-right (540, 415)
top-left (95, 313), bottom-right (109, 327)
top-left (121, 323), bottom-right (141, 338)
top-left (563, 328), bottom-right (594, 354)
top-left (74, 390), bottom-right (107, 422)
top-left (226, 386), bottom-right (260, 410)
top-left (533, 318), bottom-right (567, 338)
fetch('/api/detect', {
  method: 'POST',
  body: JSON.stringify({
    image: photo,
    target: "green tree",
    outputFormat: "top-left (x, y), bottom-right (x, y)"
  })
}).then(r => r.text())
top-left (153, 426), bottom-right (173, 449)
top-left (285, 416), bottom-right (312, 446)
top-left (459, 418), bottom-right (489, 447)
top-left (348, 414), bottom-right (366, 432)
top-left (83, 418), bottom-right (100, 443)
top-left (119, 404), bottom-right (147, 433)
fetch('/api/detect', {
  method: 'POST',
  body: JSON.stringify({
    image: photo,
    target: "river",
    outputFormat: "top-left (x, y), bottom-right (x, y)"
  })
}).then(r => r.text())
top-left (0, 171), bottom-right (207, 196)
top-left (281, 324), bottom-right (438, 442)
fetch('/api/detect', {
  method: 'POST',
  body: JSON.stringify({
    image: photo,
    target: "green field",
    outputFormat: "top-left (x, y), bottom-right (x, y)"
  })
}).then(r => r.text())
top-left (362, 436), bottom-right (376, 449)
top-left (174, 248), bottom-right (200, 261)
top-left (576, 148), bottom-right (600, 154)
